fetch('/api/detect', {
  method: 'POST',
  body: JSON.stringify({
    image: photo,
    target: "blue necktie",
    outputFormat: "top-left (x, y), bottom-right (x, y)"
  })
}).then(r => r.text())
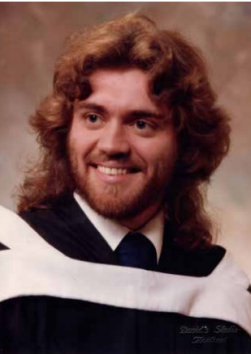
top-left (115, 232), bottom-right (157, 271)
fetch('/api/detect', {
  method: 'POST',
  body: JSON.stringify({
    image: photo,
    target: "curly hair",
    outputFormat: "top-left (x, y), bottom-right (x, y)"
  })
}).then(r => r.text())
top-left (17, 13), bottom-right (231, 249)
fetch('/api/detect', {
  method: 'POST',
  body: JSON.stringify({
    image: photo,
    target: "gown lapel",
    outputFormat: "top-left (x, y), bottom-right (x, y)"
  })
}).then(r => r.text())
top-left (20, 194), bottom-right (118, 266)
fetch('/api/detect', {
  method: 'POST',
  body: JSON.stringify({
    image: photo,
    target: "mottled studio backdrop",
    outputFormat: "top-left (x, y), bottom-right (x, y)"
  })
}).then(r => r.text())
top-left (0, 2), bottom-right (250, 276)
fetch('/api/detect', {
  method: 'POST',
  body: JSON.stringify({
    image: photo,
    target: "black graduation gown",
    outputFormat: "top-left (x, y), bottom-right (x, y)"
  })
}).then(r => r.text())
top-left (0, 194), bottom-right (250, 354)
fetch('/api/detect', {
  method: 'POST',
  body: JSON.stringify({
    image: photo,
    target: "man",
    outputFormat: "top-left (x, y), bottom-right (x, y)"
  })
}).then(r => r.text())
top-left (0, 13), bottom-right (250, 354)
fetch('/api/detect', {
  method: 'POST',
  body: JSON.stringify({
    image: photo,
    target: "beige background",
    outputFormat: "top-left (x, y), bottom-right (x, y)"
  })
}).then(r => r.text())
top-left (0, 3), bottom-right (250, 276)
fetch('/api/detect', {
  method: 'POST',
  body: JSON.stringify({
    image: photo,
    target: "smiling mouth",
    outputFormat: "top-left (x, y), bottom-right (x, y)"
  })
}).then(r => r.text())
top-left (95, 165), bottom-right (140, 176)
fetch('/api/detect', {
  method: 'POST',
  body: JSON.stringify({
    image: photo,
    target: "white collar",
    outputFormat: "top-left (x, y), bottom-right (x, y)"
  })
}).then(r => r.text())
top-left (74, 192), bottom-right (165, 262)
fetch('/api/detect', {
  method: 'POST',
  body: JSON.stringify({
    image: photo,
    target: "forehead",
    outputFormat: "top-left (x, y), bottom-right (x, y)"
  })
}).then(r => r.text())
top-left (83, 68), bottom-right (161, 112)
top-left (89, 67), bottom-right (149, 88)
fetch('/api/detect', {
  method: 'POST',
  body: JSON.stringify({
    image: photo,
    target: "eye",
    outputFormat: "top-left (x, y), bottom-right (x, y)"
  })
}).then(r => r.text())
top-left (81, 112), bottom-right (104, 130)
top-left (86, 114), bottom-right (100, 123)
top-left (135, 120), bottom-right (149, 130)
top-left (132, 119), bottom-right (158, 137)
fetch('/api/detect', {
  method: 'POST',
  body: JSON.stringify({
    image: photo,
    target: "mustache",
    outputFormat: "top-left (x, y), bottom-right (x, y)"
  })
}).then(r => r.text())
top-left (85, 152), bottom-right (145, 170)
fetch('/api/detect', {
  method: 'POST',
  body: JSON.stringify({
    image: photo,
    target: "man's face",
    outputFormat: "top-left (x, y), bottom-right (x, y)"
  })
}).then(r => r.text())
top-left (68, 68), bottom-right (177, 226)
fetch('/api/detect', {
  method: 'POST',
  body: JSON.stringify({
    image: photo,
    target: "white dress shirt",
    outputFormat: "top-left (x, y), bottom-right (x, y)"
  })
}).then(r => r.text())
top-left (74, 192), bottom-right (165, 262)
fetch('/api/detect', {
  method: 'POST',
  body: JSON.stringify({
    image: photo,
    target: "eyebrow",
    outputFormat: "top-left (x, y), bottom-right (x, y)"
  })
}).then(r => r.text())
top-left (77, 102), bottom-right (108, 115)
top-left (130, 110), bottom-right (165, 120)
top-left (77, 102), bottom-right (165, 120)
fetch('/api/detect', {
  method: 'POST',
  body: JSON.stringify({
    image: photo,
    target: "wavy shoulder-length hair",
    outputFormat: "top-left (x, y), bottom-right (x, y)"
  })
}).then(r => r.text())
top-left (17, 13), bottom-right (230, 249)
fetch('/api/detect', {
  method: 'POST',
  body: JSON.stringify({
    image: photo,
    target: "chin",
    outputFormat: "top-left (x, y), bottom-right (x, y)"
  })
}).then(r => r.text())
top-left (80, 192), bottom-right (145, 220)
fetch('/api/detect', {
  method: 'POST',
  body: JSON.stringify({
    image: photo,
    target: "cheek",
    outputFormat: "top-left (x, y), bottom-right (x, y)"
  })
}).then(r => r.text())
top-left (69, 128), bottom-right (96, 158)
top-left (159, 133), bottom-right (178, 162)
top-left (138, 135), bottom-right (177, 170)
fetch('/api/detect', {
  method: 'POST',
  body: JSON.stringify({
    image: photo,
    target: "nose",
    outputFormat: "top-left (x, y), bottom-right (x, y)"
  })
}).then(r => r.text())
top-left (97, 121), bottom-right (130, 157)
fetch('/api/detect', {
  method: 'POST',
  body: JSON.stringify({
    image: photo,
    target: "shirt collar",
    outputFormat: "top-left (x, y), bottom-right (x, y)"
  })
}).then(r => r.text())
top-left (74, 192), bottom-right (165, 262)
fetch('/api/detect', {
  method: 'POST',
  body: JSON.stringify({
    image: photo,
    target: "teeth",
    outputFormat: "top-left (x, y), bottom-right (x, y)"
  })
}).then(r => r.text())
top-left (97, 166), bottom-right (128, 175)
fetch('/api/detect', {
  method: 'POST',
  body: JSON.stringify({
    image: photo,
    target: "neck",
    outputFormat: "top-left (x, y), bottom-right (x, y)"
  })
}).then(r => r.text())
top-left (118, 202), bottom-right (163, 231)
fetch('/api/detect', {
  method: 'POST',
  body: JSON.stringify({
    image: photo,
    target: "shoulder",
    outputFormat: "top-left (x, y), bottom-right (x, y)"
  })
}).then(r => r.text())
top-left (161, 239), bottom-right (250, 291)
top-left (171, 244), bottom-right (251, 297)
top-left (17, 195), bottom-right (109, 262)
top-left (0, 206), bottom-right (12, 250)
top-left (18, 194), bottom-right (89, 247)
top-left (183, 244), bottom-right (227, 276)
top-left (0, 205), bottom-right (56, 252)
top-left (19, 193), bottom-right (83, 230)
top-left (0, 205), bottom-right (32, 251)
top-left (160, 240), bottom-right (227, 277)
